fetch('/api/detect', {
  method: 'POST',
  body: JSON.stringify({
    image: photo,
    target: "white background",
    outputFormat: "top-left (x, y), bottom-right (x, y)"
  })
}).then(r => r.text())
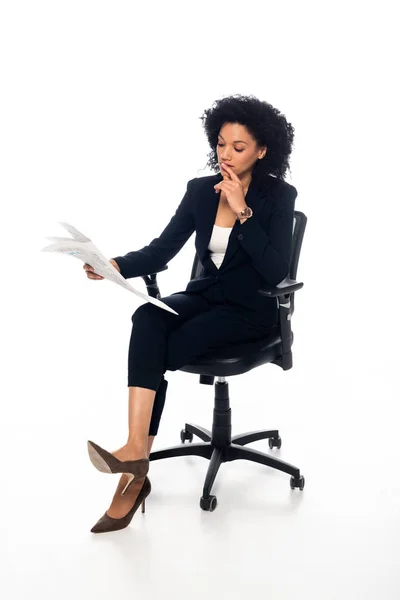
top-left (1, 1), bottom-right (399, 599)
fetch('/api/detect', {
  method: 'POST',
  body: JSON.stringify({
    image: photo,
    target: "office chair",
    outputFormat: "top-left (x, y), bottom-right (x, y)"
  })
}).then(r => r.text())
top-left (141, 210), bottom-right (307, 511)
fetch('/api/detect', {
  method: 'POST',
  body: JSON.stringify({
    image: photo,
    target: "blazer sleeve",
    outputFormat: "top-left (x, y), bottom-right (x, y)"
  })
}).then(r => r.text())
top-left (111, 178), bottom-right (196, 279)
top-left (236, 184), bottom-right (297, 286)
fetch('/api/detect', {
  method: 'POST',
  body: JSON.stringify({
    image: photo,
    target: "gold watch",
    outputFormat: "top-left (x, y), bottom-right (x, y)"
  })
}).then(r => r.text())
top-left (236, 206), bottom-right (253, 220)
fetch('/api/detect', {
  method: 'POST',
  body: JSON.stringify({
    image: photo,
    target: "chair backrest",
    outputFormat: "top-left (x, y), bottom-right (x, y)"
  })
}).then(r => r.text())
top-left (288, 211), bottom-right (307, 316)
top-left (289, 211), bottom-right (307, 281)
top-left (190, 211), bottom-right (307, 316)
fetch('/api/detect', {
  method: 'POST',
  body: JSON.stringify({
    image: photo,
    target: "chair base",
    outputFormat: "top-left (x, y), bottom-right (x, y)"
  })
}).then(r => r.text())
top-left (149, 380), bottom-right (305, 509)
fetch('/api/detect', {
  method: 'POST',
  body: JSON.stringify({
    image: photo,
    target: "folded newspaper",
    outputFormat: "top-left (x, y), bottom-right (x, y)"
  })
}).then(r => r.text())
top-left (41, 221), bottom-right (179, 315)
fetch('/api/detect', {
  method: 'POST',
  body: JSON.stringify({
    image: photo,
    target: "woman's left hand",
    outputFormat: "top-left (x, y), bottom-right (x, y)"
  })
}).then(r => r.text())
top-left (214, 163), bottom-right (247, 215)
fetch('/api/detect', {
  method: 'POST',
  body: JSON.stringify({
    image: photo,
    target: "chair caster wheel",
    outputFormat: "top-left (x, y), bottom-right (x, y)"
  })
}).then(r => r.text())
top-left (268, 436), bottom-right (282, 449)
top-left (200, 495), bottom-right (217, 511)
top-left (180, 429), bottom-right (193, 444)
top-left (290, 475), bottom-right (305, 490)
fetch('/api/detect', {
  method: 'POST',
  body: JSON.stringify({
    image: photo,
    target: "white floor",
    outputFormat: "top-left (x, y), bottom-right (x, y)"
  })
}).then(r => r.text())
top-left (2, 354), bottom-right (400, 599)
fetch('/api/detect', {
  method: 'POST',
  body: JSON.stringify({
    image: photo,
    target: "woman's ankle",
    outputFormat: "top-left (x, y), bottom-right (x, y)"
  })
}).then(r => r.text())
top-left (125, 439), bottom-right (148, 458)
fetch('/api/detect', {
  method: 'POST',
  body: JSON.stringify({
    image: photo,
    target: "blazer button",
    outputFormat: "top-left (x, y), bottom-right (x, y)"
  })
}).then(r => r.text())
top-left (237, 233), bottom-right (243, 241)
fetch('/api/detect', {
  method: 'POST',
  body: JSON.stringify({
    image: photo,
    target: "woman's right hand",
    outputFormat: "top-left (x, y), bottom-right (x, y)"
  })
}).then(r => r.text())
top-left (83, 259), bottom-right (120, 280)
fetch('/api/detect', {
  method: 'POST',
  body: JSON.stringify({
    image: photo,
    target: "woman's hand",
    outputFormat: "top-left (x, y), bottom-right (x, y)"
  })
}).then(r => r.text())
top-left (83, 259), bottom-right (120, 280)
top-left (214, 163), bottom-right (247, 215)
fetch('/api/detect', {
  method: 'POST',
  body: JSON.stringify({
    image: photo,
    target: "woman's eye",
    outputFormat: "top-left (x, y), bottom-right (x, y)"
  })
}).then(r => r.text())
top-left (217, 143), bottom-right (244, 153)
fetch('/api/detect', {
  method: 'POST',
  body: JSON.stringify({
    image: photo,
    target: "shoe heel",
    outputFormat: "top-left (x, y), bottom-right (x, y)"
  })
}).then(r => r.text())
top-left (141, 499), bottom-right (146, 514)
top-left (121, 473), bottom-right (135, 496)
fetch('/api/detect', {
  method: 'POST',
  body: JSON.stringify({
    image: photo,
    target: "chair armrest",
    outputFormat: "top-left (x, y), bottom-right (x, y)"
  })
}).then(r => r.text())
top-left (140, 265), bottom-right (168, 299)
top-left (258, 277), bottom-right (303, 369)
top-left (257, 277), bottom-right (304, 298)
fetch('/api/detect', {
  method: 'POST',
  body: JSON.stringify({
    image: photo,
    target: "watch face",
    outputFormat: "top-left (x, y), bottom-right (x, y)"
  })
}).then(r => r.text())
top-left (237, 206), bottom-right (253, 219)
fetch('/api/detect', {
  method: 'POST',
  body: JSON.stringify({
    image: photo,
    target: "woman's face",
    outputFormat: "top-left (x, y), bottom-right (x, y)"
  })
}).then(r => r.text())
top-left (216, 122), bottom-right (266, 178)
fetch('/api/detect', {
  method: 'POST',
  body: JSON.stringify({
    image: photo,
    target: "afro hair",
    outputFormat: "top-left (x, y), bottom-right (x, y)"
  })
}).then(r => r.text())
top-left (199, 94), bottom-right (295, 183)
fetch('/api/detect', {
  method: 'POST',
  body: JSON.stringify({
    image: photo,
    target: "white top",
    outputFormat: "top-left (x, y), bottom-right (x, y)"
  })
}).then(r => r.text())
top-left (208, 224), bottom-right (233, 269)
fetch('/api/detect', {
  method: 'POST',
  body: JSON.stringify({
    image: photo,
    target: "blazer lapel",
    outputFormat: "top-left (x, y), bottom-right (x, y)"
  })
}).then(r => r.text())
top-left (198, 173), bottom-right (270, 270)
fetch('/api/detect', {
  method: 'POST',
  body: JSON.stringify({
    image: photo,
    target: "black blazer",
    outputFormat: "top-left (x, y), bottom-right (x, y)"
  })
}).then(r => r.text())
top-left (112, 172), bottom-right (297, 328)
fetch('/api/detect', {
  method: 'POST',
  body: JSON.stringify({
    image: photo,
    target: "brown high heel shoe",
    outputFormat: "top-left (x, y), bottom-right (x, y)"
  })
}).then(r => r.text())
top-left (90, 476), bottom-right (151, 534)
top-left (87, 440), bottom-right (149, 496)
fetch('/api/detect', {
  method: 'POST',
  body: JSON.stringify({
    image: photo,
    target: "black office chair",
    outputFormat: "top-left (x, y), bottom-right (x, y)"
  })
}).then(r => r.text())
top-left (141, 210), bottom-right (307, 511)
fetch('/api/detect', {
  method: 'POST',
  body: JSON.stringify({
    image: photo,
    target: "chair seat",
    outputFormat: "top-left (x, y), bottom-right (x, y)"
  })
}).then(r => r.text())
top-left (179, 325), bottom-right (293, 377)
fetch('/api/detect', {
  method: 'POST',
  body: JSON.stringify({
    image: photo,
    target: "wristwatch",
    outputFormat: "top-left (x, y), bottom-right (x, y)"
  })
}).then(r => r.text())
top-left (236, 206), bottom-right (253, 220)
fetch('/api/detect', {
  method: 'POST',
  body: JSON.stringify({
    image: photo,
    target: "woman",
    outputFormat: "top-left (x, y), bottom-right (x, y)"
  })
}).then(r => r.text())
top-left (83, 94), bottom-right (297, 533)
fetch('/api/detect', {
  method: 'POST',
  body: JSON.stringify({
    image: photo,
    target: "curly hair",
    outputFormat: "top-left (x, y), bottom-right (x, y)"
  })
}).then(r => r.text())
top-left (199, 94), bottom-right (295, 183)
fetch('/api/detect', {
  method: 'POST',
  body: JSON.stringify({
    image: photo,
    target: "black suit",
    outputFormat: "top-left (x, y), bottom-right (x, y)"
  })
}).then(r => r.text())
top-left (112, 172), bottom-right (298, 436)
top-left (113, 172), bottom-right (297, 328)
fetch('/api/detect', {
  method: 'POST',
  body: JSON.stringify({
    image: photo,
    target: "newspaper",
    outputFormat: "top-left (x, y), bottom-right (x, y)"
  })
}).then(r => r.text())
top-left (41, 221), bottom-right (179, 315)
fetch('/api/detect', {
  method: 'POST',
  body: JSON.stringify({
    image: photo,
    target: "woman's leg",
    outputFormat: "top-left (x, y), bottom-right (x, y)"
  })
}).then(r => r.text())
top-left (109, 375), bottom-right (168, 462)
top-left (147, 436), bottom-right (155, 455)
top-left (102, 293), bottom-right (210, 518)
top-left (113, 299), bottom-right (270, 464)
top-left (111, 386), bottom-right (157, 462)
top-left (125, 293), bottom-right (210, 438)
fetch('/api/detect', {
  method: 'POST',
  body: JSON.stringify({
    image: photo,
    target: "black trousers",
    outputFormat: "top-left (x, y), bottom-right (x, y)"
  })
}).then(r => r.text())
top-left (127, 285), bottom-right (272, 436)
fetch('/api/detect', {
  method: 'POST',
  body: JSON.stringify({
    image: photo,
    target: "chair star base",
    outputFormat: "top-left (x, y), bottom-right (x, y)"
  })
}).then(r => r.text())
top-left (149, 381), bottom-right (305, 510)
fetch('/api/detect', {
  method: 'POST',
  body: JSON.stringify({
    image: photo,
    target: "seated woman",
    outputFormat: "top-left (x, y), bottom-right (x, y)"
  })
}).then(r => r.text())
top-left (83, 93), bottom-right (298, 533)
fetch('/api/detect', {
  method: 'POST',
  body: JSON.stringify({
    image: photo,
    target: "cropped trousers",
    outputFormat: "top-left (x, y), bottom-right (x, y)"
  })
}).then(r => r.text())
top-left (127, 286), bottom-right (272, 436)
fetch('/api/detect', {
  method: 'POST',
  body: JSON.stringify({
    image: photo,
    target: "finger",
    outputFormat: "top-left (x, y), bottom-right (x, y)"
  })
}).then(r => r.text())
top-left (221, 163), bottom-right (231, 180)
top-left (214, 182), bottom-right (228, 194)
top-left (221, 163), bottom-right (240, 182)
top-left (215, 181), bottom-right (235, 192)
top-left (221, 164), bottom-right (231, 181)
